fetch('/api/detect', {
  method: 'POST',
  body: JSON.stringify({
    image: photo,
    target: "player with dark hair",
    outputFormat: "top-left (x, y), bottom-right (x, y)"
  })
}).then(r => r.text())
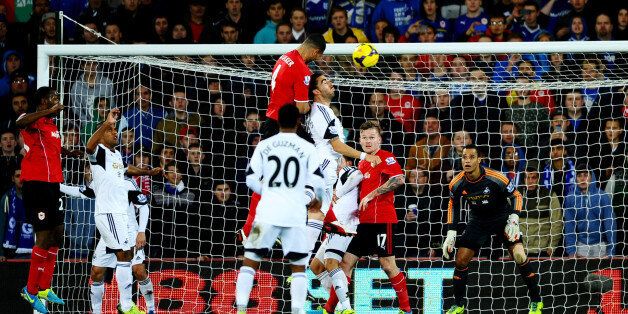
top-left (17, 86), bottom-right (66, 313)
top-left (325, 120), bottom-right (411, 314)
top-left (443, 144), bottom-right (543, 314)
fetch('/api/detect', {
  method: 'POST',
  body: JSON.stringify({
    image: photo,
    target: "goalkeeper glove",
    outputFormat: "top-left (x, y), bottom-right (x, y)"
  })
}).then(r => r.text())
top-left (504, 213), bottom-right (522, 242)
top-left (442, 230), bottom-right (457, 260)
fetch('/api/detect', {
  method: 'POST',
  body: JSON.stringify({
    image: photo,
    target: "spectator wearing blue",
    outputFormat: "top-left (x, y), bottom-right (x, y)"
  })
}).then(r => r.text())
top-left (511, 1), bottom-right (547, 42)
top-left (567, 15), bottom-right (589, 41)
top-left (254, 0), bottom-right (285, 44)
top-left (403, 0), bottom-right (451, 42)
top-left (0, 166), bottom-right (34, 260)
top-left (119, 85), bottom-right (165, 149)
top-left (453, 0), bottom-right (489, 41)
top-left (370, 0), bottom-right (418, 43)
top-left (564, 164), bottom-right (616, 258)
top-left (541, 139), bottom-right (576, 205)
top-left (337, 0), bottom-right (376, 35)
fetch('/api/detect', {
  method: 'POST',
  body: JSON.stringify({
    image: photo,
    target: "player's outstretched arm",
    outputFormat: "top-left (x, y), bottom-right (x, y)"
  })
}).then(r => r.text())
top-left (86, 108), bottom-right (119, 154)
top-left (330, 138), bottom-right (382, 165)
top-left (15, 102), bottom-right (64, 128)
top-left (359, 174), bottom-right (405, 211)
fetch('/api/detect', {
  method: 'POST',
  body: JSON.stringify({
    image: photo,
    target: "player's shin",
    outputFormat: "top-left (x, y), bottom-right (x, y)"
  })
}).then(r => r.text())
top-left (138, 277), bottom-right (155, 311)
top-left (115, 262), bottom-right (134, 312)
top-left (290, 272), bottom-right (307, 314)
top-left (90, 281), bottom-right (104, 314)
top-left (236, 266), bottom-right (256, 311)
top-left (453, 267), bottom-right (469, 307)
top-left (518, 258), bottom-right (542, 302)
top-left (329, 268), bottom-right (351, 310)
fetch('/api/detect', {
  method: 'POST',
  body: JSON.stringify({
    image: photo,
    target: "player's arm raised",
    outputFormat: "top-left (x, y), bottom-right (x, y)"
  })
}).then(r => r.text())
top-left (15, 101), bottom-right (63, 128)
top-left (359, 174), bottom-right (405, 211)
top-left (86, 108), bottom-right (118, 155)
top-left (330, 138), bottom-right (381, 166)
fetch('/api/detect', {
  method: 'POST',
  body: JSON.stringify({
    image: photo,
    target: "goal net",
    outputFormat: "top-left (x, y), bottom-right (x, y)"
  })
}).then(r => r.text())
top-left (38, 41), bottom-right (628, 313)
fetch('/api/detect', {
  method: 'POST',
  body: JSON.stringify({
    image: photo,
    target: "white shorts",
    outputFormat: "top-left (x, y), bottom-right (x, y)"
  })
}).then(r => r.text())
top-left (92, 236), bottom-right (146, 268)
top-left (244, 221), bottom-right (309, 265)
top-left (95, 213), bottom-right (132, 252)
top-left (314, 233), bottom-right (353, 262)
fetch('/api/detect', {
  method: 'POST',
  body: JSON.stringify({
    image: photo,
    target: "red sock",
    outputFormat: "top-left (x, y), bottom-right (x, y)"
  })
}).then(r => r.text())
top-left (27, 246), bottom-right (48, 294)
top-left (242, 192), bottom-right (260, 236)
top-left (391, 272), bottom-right (410, 312)
top-left (324, 207), bottom-right (338, 223)
top-left (38, 247), bottom-right (58, 290)
top-left (325, 275), bottom-right (350, 312)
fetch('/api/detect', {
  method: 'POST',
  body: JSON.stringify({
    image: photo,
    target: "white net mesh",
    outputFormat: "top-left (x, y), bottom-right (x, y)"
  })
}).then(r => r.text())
top-left (43, 42), bottom-right (628, 313)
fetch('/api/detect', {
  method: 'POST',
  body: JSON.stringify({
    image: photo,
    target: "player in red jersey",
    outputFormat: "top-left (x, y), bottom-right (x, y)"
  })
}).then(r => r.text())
top-left (17, 87), bottom-right (67, 313)
top-left (324, 121), bottom-right (411, 314)
top-left (241, 34), bottom-right (329, 242)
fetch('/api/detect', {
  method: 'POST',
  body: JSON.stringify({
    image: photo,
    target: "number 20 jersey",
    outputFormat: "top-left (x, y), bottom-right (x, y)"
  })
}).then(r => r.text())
top-left (247, 133), bottom-right (324, 227)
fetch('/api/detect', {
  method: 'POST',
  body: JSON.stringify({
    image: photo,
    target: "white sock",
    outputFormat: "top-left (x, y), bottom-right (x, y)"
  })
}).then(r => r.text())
top-left (306, 219), bottom-right (324, 252)
top-left (90, 281), bottom-right (104, 314)
top-left (138, 277), bottom-right (155, 311)
top-left (236, 266), bottom-right (256, 311)
top-left (316, 270), bottom-right (332, 292)
top-left (116, 262), bottom-right (134, 311)
top-left (290, 272), bottom-right (307, 314)
top-left (330, 268), bottom-right (352, 310)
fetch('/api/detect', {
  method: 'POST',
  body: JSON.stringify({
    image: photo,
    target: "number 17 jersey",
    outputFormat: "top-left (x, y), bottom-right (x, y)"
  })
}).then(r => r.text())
top-left (247, 133), bottom-right (324, 227)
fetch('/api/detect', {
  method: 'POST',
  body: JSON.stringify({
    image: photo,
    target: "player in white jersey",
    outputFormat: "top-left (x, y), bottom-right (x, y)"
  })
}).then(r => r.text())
top-left (312, 161), bottom-right (362, 313)
top-left (236, 105), bottom-right (326, 314)
top-left (86, 108), bottom-right (161, 314)
top-left (60, 177), bottom-right (156, 314)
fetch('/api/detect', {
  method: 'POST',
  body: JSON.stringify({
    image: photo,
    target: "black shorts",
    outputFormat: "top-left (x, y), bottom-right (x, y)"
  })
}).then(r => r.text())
top-left (346, 223), bottom-right (398, 257)
top-left (22, 181), bottom-right (63, 232)
top-left (457, 218), bottom-right (523, 252)
top-left (260, 118), bottom-right (314, 143)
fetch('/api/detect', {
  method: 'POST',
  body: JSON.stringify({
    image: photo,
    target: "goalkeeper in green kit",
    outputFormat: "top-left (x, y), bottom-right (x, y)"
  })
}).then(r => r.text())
top-left (443, 144), bottom-right (543, 314)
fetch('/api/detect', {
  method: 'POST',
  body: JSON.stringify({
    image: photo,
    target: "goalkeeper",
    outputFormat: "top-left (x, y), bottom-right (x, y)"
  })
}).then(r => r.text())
top-left (442, 144), bottom-right (543, 314)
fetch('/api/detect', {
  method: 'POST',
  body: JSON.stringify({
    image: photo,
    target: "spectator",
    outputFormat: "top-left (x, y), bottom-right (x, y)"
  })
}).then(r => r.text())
top-left (0, 129), bottom-right (20, 194)
top-left (593, 12), bottom-right (613, 41)
top-left (453, 0), bottom-right (489, 41)
top-left (289, 7), bottom-right (308, 43)
top-left (519, 167), bottom-right (563, 257)
top-left (323, 7), bottom-right (369, 43)
top-left (568, 15), bottom-right (589, 41)
top-left (372, 18), bottom-right (390, 43)
top-left (152, 88), bottom-right (200, 154)
top-left (0, 166), bottom-right (33, 260)
top-left (104, 20), bottom-right (123, 44)
top-left (218, 20), bottom-right (240, 44)
top-left (503, 77), bottom-right (550, 149)
top-left (210, 0), bottom-right (257, 44)
top-left (385, 71), bottom-right (422, 132)
top-left (405, 110), bottom-right (451, 184)
top-left (450, 67), bottom-right (503, 147)
top-left (395, 167), bottom-right (445, 257)
top-left (511, 0), bottom-right (547, 41)
top-left (168, 20), bottom-right (193, 43)
top-left (120, 85), bottom-right (165, 149)
top-left (184, 143), bottom-right (211, 195)
top-left (402, 0), bottom-right (450, 42)
top-left (445, 130), bottom-right (473, 182)
top-left (111, 0), bottom-right (153, 43)
top-left (275, 21), bottom-right (294, 43)
top-left (69, 61), bottom-right (114, 126)
top-left (541, 139), bottom-right (576, 204)
top-left (150, 14), bottom-right (169, 44)
top-left (564, 164), bottom-right (616, 258)
top-left (253, 0), bottom-right (285, 44)
top-left (370, 0), bottom-right (417, 42)
top-left (150, 161), bottom-right (199, 258)
top-left (616, 7), bottom-right (628, 40)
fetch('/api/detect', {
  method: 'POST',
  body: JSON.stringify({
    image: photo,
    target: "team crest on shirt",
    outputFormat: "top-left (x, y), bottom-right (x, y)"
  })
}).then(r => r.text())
top-left (38, 211), bottom-right (46, 220)
top-left (304, 75), bottom-right (311, 86)
top-left (386, 157), bottom-right (396, 165)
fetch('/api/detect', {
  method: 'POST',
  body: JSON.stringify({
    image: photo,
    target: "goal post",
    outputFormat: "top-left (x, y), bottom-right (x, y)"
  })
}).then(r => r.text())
top-left (39, 41), bottom-right (628, 313)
